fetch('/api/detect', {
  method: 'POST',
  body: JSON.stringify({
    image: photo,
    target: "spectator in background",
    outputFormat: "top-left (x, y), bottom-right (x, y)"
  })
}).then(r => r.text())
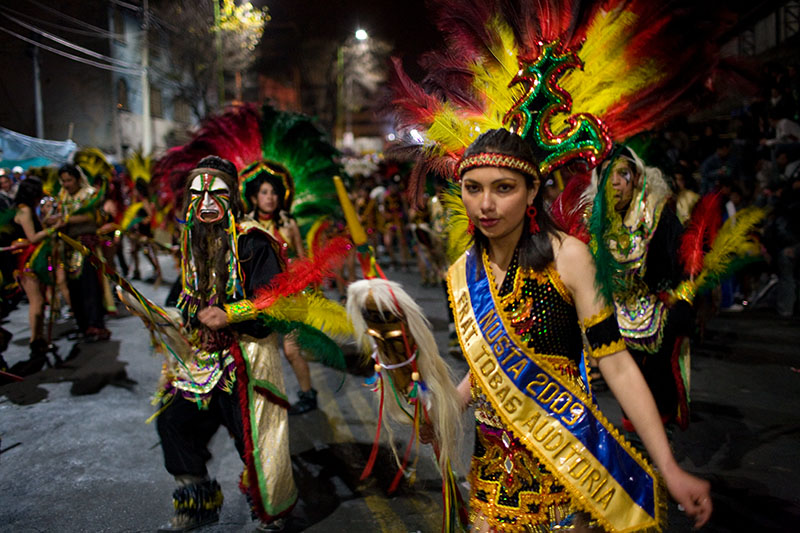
top-left (700, 138), bottom-right (741, 194)
top-left (674, 165), bottom-right (700, 225)
top-left (0, 171), bottom-right (13, 201)
top-left (768, 85), bottom-right (795, 120)
top-left (764, 167), bottom-right (800, 317)
top-left (761, 109), bottom-right (800, 148)
top-left (11, 166), bottom-right (24, 182)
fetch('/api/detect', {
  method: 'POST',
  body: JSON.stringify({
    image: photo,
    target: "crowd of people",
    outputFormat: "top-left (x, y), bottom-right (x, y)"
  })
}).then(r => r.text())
top-left (2, 1), bottom-right (798, 531)
top-left (0, 86), bottom-right (794, 530)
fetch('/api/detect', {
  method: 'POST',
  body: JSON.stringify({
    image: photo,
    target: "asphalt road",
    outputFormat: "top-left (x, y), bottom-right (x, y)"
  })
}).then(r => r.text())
top-left (1, 259), bottom-right (798, 532)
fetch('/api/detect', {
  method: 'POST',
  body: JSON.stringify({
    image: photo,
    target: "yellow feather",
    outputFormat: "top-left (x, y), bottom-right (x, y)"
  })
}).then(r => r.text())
top-left (695, 207), bottom-right (766, 289)
top-left (559, 8), bottom-right (665, 128)
top-left (427, 103), bottom-right (483, 154)
top-left (26, 167), bottom-right (60, 196)
top-left (441, 187), bottom-right (472, 262)
top-left (125, 152), bottom-right (152, 184)
top-left (426, 17), bottom-right (520, 154)
top-left (472, 16), bottom-right (524, 125)
top-left (74, 148), bottom-right (114, 184)
top-left (120, 202), bottom-right (144, 230)
top-left (264, 292), bottom-right (354, 340)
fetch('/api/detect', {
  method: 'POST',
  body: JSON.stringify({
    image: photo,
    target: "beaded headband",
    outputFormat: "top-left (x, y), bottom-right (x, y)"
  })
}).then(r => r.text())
top-left (186, 167), bottom-right (234, 185)
top-left (457, 152), bottom-right (539, 180)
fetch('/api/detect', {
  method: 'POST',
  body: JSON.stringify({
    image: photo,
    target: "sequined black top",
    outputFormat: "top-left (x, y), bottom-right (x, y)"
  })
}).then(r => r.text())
top-left (494, 249), bottom-right (583, 375)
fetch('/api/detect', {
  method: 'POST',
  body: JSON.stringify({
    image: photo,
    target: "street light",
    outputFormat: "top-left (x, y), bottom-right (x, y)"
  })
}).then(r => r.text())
top-left (355, 29), bottom-right (368, 41)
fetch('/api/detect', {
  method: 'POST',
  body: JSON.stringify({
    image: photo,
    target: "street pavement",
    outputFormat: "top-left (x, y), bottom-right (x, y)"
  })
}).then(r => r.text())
top-left (1, 259), bottom-right (799, 532)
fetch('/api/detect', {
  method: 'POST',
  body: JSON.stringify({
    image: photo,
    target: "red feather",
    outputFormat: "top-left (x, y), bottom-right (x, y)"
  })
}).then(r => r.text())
top-left (679, 193), bottom-right (722, 276)
top-left (251, 237), bottom-right (351, 311)
top-left (550, 173), bottom-right (591, 243)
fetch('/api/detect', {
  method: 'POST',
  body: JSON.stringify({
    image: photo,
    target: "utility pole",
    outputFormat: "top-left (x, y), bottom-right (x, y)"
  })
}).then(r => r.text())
top-left (141, 0), bottom-right (152, 154)
top-left (214, 0), bottom-right (224, 107)
top-left (335, 44), bottom-right (343, 147)
top-left (33, 46), bottom-right (44, 138)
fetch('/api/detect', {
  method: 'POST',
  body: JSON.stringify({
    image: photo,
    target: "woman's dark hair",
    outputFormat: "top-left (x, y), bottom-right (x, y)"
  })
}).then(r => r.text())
top-left (462, 129), bottom-right (562, 272)
top-left (58, 163), bottom-right (81, 181)
top-left (246, 172), bottom-right (287, 215)
top-left (14, 177), bottom-right (43, 207)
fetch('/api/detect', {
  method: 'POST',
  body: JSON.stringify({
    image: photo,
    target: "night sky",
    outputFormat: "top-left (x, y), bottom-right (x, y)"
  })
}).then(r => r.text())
top-left (258, 0), bottom-right (442, 68)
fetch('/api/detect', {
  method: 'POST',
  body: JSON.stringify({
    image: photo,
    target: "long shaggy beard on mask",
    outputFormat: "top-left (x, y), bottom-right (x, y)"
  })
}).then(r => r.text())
top-left (189, 220), bottom-right (231, 307)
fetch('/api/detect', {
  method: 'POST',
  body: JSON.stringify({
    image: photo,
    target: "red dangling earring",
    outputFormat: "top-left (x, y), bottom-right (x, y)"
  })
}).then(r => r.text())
top-left (527, 205), bottom-right (539, 234)
top-left (467, 219), bottom-right (475, 235)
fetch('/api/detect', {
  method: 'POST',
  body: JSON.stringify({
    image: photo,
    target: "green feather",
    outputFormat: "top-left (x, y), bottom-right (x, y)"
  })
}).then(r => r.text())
top-left (259, 316), bottom-right (347, 370)
top-left (259, 104), bottom-right (345, 235)
top-left (30, 241), bottom-right (54, 285)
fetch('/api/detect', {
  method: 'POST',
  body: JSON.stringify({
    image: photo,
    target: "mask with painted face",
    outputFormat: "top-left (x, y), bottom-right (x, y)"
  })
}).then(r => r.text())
top-left (186, 169), bottom-right (232, 224)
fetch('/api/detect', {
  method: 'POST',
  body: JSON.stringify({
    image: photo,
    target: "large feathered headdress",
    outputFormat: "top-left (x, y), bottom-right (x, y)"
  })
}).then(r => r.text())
top-left (389, 0), bottom-right (722, 205)
top-left (152, 103), bottom-right (342, 233)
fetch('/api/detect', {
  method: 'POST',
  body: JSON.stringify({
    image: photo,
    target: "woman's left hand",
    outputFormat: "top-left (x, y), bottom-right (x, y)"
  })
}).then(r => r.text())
top-left (664, 466), bottom-right (713, 529)
top-left (197, 307), bottom-right (228, 330)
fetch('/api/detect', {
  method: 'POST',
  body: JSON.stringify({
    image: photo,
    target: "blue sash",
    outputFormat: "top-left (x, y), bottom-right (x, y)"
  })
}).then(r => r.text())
top-left (449, 251), bottom-right (665, 532)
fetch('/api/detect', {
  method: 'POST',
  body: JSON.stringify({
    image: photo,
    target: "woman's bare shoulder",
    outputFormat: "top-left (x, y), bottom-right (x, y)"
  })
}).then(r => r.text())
top-left (552, 233), bottom-right (591, 263)
top-left (553, 234), bottom-right (594, 289)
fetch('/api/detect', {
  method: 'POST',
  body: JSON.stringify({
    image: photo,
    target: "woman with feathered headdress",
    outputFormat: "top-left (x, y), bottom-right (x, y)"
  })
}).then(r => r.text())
top-left (384, 0), bottom-right (724, 530)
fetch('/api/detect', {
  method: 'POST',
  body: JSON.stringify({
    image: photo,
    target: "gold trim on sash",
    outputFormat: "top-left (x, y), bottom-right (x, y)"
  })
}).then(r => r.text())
top-left (448, 253), bottom-right (666, 533)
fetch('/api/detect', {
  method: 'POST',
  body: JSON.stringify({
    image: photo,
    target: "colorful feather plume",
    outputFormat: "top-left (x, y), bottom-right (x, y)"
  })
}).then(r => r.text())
top-left (125, 152), bottom-right (152, 184)
top-left (388, 0), bottom-right (722, 204)
top-left (120, 202), bottom-right (145, 231)
top-left (551, 173), bottom-right (591, 243)
top-left (250, 236), bottom-right (351, 311)
top-left (262, 291), bottom-right (353, 342)
top-left (25, 167), bottom-right (60, 196)
top-left (679, 193), bottom-right (722, 277)
top-left (694, 206), bottom-right (766, 293)
top-left (440, 183), bottom-right (472, 263)
top-left (305, 217), bottom-right (332, 259)
top-left (259, 315), bottom-right (346, 370)
top-left (152, 103), bottom-right (342, 233)
top-left (74, 148), bottom-right (114, 187)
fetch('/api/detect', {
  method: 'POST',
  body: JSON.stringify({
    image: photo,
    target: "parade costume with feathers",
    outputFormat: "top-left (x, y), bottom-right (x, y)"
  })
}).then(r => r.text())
top-left (143, 106), bottom-right (353, 528)
top-left (583, 146), bottom-right (693, 430)
top-left (58, 154), bottom-right (113, 338)
top-left (386, 1), bottom-right (739, 531)
top-left (581, 144), bottom-right (763, 431)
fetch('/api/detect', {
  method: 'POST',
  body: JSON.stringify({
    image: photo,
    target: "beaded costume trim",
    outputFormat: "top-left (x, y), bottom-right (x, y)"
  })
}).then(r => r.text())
top-left (226, 299), bottom-right (258, 323)
top-left (458, 152), bottom-right (539, 180)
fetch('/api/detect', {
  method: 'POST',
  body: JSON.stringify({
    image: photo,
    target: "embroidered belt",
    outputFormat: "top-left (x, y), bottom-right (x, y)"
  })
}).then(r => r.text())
top-left (448, 251), bottom-right (665, 532)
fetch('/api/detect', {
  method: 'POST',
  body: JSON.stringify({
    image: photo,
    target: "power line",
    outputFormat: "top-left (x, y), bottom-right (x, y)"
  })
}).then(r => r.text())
top-left (1, 10), bottom-right (142, 70)
top-left (21, 0), bottom-right (124, 40)
top-left (108, 0), bottom-right (143, 13)
top-left (0, 4), bottom-right (138, 39)
top-left (0, 25), bottom-right (143, 75)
